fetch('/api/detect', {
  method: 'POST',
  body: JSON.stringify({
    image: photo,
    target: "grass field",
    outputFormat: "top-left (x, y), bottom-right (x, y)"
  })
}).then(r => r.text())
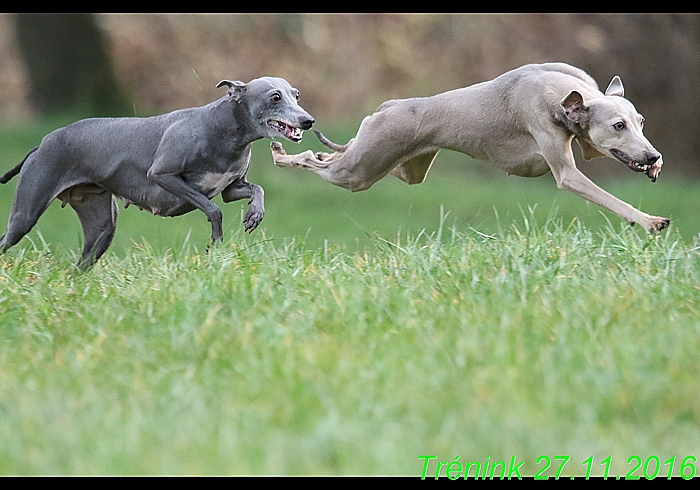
top-left (1, 116), bottom-right (699, 476)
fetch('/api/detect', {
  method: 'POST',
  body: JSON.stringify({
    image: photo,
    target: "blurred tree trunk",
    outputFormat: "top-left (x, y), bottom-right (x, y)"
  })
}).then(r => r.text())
top-left (14, 13), bottom-right (129, 116)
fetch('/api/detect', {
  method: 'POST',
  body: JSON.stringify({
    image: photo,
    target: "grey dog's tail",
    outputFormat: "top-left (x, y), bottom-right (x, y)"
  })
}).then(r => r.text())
top-left (314, 130), bottom-right (348, 152)
top-left (0, 146), bottom-right (38, 184)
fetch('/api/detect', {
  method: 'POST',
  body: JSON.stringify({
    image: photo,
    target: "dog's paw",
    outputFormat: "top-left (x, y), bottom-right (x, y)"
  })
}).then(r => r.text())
top-left (270, 141), bottom-right (293, 167)
top-left (270, 141), bottom-right (287, 155)
top-left (315, 152), bottom-right (334, 162)
top-left (205, 236), bottom-right (223, 254)
top-left (244, 207), bottom-right (264, 233)
top-left (646, 215), bottom-right (671, 233)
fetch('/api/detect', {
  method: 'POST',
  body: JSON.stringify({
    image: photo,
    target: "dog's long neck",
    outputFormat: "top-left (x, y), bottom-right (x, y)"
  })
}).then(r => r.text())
top-left (206, 97), bottom-right (262, 149)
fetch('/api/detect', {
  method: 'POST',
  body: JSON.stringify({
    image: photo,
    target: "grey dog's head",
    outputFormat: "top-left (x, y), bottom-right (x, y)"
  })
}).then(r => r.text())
top-left (560, 76), bottom-right (663, 182)
top-left (217, 76), bottom-right (314, 143)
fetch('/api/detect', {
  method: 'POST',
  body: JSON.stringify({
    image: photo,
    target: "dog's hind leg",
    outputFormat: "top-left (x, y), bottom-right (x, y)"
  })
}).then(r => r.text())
top-left (0, 200), bottom-right (50, 254)
top-left (67, 188), bottom-right (118, 269)
top-left (271, 104), bottom-right (433, 191)
top-left (0, 162), bottom-right (59, 254)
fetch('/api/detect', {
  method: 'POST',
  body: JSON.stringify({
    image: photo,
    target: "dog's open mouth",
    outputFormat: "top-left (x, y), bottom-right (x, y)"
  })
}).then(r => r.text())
top-left (610, 148), bottom-right (649, 173)
top-left (268, 120), bottom-right (304, 142)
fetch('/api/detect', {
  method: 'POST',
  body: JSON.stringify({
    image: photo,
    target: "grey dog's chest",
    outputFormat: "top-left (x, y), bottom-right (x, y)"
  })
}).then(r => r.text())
top-left (190, 148), bottom-right (251, 198)
top-left (195, 171), bottom-right (239, 198)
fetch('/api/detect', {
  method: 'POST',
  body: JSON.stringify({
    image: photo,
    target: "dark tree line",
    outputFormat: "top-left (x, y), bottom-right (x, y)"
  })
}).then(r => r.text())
top-left (14, 13), bottom-right (129, 116)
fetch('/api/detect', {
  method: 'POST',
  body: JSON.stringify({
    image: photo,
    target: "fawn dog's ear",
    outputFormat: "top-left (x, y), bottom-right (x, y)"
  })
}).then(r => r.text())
top-left (560, 91), bottom-right (590, 124)
top-left (604, 75), bottom-right (624, 97)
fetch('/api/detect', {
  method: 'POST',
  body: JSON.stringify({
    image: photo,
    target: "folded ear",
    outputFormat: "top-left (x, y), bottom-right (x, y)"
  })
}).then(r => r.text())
top-left (216, 80), bottom-right (247, 102)
top-left (605, 75), bottom-right (624, 97)
top-left (560, 91), bottom-right (590, 123)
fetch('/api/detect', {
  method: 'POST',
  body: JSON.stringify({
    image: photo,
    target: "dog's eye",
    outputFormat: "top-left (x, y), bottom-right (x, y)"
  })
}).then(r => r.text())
top-left (270, 92), bottom-right (282, 103)
top-left (613, 121), bottom-right (626, 131)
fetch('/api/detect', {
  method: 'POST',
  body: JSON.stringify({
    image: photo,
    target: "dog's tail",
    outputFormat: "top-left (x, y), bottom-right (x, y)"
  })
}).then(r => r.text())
top-left (314, 130), bottom-right (348, 152)
top-left (0, 146), bottom-right (38, 184)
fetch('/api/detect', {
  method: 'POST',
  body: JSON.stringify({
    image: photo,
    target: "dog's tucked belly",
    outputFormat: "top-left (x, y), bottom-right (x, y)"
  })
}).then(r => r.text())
top-left (117, 186), bottom-right (193, 216)
top-left (491, 157), bottom-right (551, 178)
top-left (58, 158), bottom-right (242, 216)
top-left (92, 175), bottom-right (195, 216)
top-left (456, 146), bottom-right (551, 178)
top-left (95, 170), bottom-right (238, 217)
top-left (445, 129), bottom-right (550, 178)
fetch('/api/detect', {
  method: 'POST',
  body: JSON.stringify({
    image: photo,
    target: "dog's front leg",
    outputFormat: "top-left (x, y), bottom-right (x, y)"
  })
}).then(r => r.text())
top-left (147, 169), bottom-right (224, 241)
top-left (221, 179), bottom-right (265, 233)
top-left (541, 138), bottom-right (670, 232)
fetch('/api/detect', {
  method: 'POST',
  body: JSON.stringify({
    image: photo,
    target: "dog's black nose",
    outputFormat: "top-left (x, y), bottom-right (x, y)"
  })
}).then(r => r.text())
top-left (644, 151), bottom-right (661, 165)
top-left (300, 117), bottom-right (314, 130)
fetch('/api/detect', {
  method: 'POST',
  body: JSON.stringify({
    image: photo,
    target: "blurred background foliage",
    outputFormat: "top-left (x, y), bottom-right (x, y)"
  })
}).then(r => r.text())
top-left (1, 13), bottom-right (699, 179)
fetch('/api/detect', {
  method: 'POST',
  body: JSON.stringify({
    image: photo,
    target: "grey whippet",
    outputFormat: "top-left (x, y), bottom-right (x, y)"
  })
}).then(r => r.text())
top-left (1, 76), bottom-right (314, 269)
top-left (271, 63), bottom-right (669, 233)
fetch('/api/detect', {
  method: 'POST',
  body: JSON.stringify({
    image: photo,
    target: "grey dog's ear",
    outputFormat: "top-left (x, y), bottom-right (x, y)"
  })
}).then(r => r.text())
top-left (560, 90), bottom-right (590, 124)
top-left (216, 80), bottom-right (247, 102)
top-left (605, 76), bottom-right (624, 97)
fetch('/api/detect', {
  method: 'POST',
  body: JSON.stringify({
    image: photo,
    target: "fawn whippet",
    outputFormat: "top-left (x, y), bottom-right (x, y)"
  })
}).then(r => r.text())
top-left (271, 63), bottom-right (668, 233)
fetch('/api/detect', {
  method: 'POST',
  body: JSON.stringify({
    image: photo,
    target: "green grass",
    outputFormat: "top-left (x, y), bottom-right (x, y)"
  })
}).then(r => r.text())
top-left (1, 118), bottom-right (699, 476)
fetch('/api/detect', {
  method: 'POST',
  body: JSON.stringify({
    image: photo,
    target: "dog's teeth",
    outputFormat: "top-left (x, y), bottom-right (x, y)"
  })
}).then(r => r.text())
top-left (270, 120), bottom-right (303, 141)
